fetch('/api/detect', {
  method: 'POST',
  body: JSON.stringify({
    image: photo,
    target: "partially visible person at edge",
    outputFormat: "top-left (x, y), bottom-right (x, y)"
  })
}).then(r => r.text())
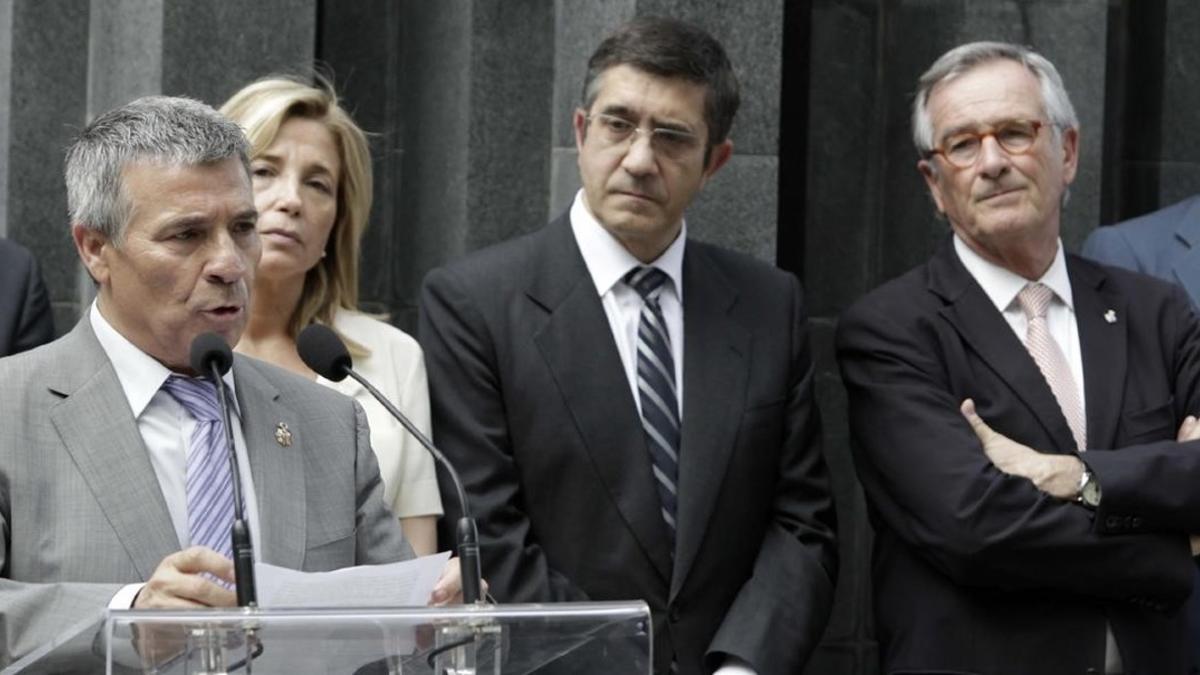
top-left (223, 77), bottom-right (443, 555)
top-left (0, 236), bottom-right (54, 357)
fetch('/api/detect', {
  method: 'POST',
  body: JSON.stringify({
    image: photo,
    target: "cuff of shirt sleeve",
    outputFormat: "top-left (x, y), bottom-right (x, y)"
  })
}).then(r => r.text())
top-left (714, 655), bottom-right (757, 675)
top-left (110, 582), bottom-right (145, 609)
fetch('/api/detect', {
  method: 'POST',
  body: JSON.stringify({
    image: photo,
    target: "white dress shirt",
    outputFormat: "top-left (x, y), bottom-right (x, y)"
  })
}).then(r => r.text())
top-left (570, 190), bottom-right (685, 414)
top-left (90, 303), bottom-right (261, 607)
top-left (570, 190), bottom-right (756, 675)
top-left (953, 235), bottom-right (1087, 421)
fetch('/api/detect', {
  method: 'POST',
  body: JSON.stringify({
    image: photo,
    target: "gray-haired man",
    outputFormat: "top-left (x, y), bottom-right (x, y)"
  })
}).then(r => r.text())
top-left (838, 42), bottom-right (1200, 673)
top-left (0, 96), bottom-right (462, 666)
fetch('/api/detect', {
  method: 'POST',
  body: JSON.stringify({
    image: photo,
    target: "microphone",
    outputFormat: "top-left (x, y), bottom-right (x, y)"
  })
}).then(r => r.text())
top-left (297, 324), bottom-right (484, 604)
top-left (189, 332), bottom-right (257, 608)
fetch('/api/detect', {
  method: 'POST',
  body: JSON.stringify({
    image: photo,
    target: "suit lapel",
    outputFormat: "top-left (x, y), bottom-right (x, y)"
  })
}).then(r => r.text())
top-left (1171, 198), bottom-right (1200, 306)
top-left (48, 320), bottom-right (179, 580)
top-left (929, 239), bottom-right (1079, 454)
top-left (1070, 259), bottom-right (1128, 449)
top-left (671, 245), bottom-right (747, 599)
top-left (233, 357), bottom-right (307, 571)
top-left (529, 219), bottom-right (674, 585)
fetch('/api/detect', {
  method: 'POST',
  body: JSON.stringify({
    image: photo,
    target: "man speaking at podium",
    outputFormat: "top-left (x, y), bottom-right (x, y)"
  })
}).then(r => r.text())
top-left (0, 95), bottom-right (461, 666)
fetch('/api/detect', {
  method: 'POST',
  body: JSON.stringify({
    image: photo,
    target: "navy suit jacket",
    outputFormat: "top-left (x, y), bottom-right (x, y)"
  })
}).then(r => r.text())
top-left (1082, 194), bottom-right (1200, 307)
top-left (838, 237), bottom-right (1200, 675)
top-left (418, 214), bottom-right (837, 675)
top-left (0, 238), bottom-right (53, 357)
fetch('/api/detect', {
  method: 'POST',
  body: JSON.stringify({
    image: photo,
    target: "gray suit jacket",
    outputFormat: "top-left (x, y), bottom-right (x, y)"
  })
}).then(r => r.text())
top-left (0, 317), bottom-right (412, 666)
top-left (1082, 194), bottom-right (1200, 307)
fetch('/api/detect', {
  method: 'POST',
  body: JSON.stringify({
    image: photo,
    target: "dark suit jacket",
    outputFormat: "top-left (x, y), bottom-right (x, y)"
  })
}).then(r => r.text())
top-left (1083, 193), bottom-right (1200, 669)
top-left (1082, 194), bottom-right (1200, 308)
top-left (0, 238), bottom-right (54, 357)
top-left (836, 237), bottom-right (1200, 675)
top-left (418, 215), bottom-right (837, 675)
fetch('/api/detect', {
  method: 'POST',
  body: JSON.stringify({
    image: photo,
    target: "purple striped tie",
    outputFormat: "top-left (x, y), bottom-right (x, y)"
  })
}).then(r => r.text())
top-left (162, 375), bottom-right (235, 560)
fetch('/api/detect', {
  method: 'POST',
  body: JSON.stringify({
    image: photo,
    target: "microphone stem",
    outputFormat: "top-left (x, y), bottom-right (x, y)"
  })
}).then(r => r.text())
top-left (211, 362), bottom-right (258, 608)
top-left (343, 368), bottom-right (483, 603)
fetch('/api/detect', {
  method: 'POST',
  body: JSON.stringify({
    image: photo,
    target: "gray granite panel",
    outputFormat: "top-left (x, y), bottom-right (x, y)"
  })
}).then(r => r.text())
top-left (318, 0), bottom-right (404, 317)
top-left (1157, 163), bottom-right (1200, 210)
top-left (640, 0), bottom-right (783, 156)
top-left (396, 0), bottom-right (473, 302)
top-left (549, 146), bottom-right (582, 217)
top-left (1160, 1), bottom-right (1200, 165)
top-left (463, 0), bottom-right (554, 252)
top-left (161, 0), bottom-right (315, 106)
top-left (806, 0), bottom-right (882, 317)
top-left (552, 0), bottom-right (635, 148)
top-left (6, 0), bottom-right (89, 321)
top-left (686, 154), bottom-right (776, 263)
top-left (0, 0), bottom-right (11, 238)
top-left (88, 0), bottom-right (162, 117)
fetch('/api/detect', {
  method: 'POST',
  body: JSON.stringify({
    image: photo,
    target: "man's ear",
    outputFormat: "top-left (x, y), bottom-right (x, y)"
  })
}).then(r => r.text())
top-left (72, 223), bottom-right (111, 286)
top-left (573, 108), bottom-right (589, 152)
top-left (699, 139), bottom-right (734, 187)
top-left (917, 158), bottom-right (947, 215)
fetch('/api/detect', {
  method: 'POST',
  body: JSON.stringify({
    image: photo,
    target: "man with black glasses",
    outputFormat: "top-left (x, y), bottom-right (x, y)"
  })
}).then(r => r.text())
top-left (838, 41), bottom-right (1200, 674)
top-left (420, 16), bottom-right (836, 675)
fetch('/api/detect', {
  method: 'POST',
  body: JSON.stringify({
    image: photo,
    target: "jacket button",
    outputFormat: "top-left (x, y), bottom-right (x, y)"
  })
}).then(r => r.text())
top-left (1105, 516), bottom-right (1120, 528)
top-left (1086, 668), bottom-right (1099, 674)
top-left (668, 606), bottom-right (681, 623)
top-left (1131, 516), bottom-right (1143, 528)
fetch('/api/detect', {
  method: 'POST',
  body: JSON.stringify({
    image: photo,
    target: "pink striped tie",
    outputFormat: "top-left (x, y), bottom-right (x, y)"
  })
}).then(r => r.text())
top-left (1017, 283), bottom-right (1086, 452)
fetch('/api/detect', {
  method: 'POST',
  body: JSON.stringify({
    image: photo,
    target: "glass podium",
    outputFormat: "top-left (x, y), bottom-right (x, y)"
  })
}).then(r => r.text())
top-left (3, 602), bottom-right (651, 674)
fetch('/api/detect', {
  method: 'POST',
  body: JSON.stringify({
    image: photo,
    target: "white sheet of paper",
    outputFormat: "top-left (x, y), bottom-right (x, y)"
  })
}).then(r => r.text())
top-left (255, 551), bottom-right (451, 608)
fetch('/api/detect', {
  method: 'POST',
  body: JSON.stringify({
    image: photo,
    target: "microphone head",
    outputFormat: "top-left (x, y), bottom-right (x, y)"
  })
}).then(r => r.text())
top-left (297, 324), bottom-right (353, 381)
top-left (190, 333), bottom-right (233, 376)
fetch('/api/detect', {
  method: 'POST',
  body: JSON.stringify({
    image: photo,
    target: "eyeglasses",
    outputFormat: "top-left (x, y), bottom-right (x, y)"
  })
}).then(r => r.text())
top-left (585, 113), bottom-right (702, 160)
top-left (927, 119), bottom-right (1045, 169)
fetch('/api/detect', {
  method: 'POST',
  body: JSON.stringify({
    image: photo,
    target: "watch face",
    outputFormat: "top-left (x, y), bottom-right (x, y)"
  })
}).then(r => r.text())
top-left (1081, 474), bottom-right (1102, 507)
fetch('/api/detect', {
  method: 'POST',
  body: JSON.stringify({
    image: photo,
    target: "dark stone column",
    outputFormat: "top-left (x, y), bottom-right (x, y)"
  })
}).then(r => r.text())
top-left (0, 0), bottom-right (89, 332)
top-left (394, 0), bottom-right (555, 330)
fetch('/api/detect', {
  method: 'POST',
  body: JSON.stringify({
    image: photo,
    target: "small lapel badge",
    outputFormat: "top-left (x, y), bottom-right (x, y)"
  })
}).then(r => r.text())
top-left (1104, 309), bottom-right (1117, 324)
top-left (274, 422), bottom-right (293, 447)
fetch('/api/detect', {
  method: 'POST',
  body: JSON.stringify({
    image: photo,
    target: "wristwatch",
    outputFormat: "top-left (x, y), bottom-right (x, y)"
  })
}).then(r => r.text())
top-left (1076, 466), bottom-right (1101, 509)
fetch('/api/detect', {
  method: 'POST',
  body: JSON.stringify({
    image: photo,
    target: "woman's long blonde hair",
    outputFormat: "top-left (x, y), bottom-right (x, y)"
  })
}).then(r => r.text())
top-left (221, 75), bottom-right (374, 357)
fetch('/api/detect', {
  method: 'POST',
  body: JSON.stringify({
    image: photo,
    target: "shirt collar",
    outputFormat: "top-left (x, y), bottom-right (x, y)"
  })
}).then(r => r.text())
top-left (953, 234), bottom-right (1074, 314)
top-left (569, 189), bottom-right (686, 300)
top-left (90, 301), bottom-right (240, 418)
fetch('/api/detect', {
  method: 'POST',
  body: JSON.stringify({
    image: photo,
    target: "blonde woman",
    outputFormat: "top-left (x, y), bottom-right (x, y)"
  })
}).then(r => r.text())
top-left (224, 77), bottom-right (442, 555)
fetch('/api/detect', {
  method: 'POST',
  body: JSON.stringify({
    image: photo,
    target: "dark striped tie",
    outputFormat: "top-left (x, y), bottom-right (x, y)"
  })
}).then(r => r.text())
top-left (624, 266), bottom-right (680, 543)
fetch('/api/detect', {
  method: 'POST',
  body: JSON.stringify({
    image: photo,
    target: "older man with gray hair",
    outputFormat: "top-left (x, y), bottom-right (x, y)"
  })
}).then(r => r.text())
top-left (0, 95), bottom-right (462, 667)
top-left (837, 42), bottom-right (1200, 673)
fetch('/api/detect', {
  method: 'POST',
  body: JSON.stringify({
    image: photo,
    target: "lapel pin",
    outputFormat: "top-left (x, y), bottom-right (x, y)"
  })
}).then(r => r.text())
top-left (274, 422), bottom-right (293, 447)
top-left (1104, 309), bottom-right (1117, 324)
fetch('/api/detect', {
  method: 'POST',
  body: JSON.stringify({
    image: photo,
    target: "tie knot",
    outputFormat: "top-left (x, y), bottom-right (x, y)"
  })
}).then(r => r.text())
top-left (162, 375), bottom-right (222, 423)
top-left (1017, 282), bottom-right (1054, 320)
top-left (625, 266), bottom-right (670, 301)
